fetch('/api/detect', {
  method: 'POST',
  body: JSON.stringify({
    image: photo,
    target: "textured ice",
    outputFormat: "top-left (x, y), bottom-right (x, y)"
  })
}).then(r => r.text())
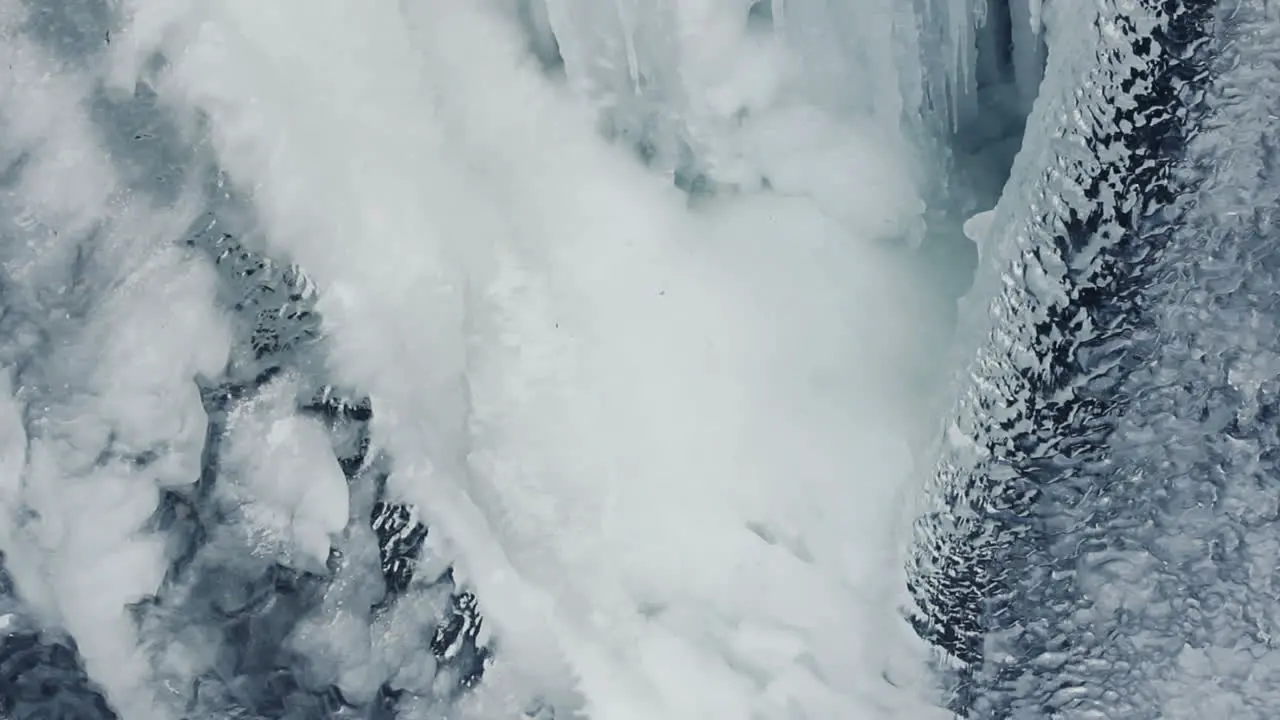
top-left (5, 0), bottom-right (1278, 719)
top-left (909, 0), bottom-right (1280, 717)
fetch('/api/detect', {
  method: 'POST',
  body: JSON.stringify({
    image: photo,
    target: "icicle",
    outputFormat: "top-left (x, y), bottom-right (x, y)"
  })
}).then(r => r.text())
top-left (940, 0), bottom-right (979, 131)
top-left (1009, 0), bottom-right (1048, 117)
top-left (613, 0), bottom-right (642, 94)
top-left (973, 0), bottom-right (988, 27)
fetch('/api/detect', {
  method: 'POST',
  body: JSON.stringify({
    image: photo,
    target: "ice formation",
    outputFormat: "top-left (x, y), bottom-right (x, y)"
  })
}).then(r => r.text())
top-left (1, 0), bottom-right (1278, 719)
top-left (961, 209), bottom-right (995, 262)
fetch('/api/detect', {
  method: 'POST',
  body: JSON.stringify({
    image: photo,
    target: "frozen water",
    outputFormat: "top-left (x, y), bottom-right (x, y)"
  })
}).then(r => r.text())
top-left (0, 0), bottom-right (963, 718)
top-left (126, 2), bottom-right (947, 716)
top-left (911, 0), bottom-right (1280, 718)
top-left (5, 0), bottom-right (1279, 719)
top-left (961, 209), bottom-right (995, 261)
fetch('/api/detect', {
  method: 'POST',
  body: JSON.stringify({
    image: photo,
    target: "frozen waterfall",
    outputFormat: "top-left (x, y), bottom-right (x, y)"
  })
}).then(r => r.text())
top-left (2, 0), bottom-right (1278, 719)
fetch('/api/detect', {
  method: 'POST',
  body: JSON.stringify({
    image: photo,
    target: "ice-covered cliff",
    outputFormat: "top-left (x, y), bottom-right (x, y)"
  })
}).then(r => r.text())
top-left (2, 1), bottom-right (1276, 719)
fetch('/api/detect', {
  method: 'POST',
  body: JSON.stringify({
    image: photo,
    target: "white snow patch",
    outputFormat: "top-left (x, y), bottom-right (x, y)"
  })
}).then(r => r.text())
top-left (84, 0), bottom-right (951, 717)
top-left (0, 12), bottom-right (231, 718)
top-left (220, 376), bottom-right (350, 573)
top-left (963, 208), bottom-right (996, 262)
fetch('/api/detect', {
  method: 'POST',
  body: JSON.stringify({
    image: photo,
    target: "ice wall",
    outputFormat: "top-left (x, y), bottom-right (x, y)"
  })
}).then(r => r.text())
top-left (528, 0), bottom-right (1051, 233)
top-left (927, 0), bottom-right (1047, 130)
top-left (538, 0), bottom-right (926, 191)
top-left (908, 0), bottom-right (1280, 717)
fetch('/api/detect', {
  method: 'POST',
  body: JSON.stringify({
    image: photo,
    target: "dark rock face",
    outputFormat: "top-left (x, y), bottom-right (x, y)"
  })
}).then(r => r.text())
top-left (145, 227), bottom-right (492, 718)
top-left (0, 211), bottom-right (493, 720)
top-left (0, 633), bottom-right (119, 720)
top-left (904, 1), bottom-right (1280, 717)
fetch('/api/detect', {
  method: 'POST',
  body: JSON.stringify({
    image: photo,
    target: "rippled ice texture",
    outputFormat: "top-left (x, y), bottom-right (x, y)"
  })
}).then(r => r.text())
top-left (910, 0), bottom-right (1280, 718)
top-left (0, 1), bottom-right (961, 718)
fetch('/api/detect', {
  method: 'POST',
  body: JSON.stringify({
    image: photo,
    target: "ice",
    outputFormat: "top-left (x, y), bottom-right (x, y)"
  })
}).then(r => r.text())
top-left (540, 0), bottom-right (936, 191)
top-left (82, 0), bottom-right (952, 717)
top-left (912, 0), bottom-right (1280, 716)
top-left (1007, 0), bottom-right (1047, 119)
top-left (0, 0), bottom-right (1120, 716)
top-left (540, 0), bottom-right (687, 167)
top-left (892, 0), bottom-right (980, 131)
top-left (0, 1), bottom-right (1253, 717)
top-left (962, 208), bottom-right (995, 261)
top-left (0, 14), bottom-right (232, 719)
top-left (219, 375), bottom-right (349, 573)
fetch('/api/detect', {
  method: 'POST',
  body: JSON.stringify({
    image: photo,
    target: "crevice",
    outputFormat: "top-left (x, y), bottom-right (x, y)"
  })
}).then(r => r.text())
top-left (949, 0), bottom-right (1048, 217)
top-left (747, 0), bottom-right (774, 31)
top-left (909, 1), bottom-right (1047, 347)
top-left (515, 0), bottom-right (564, 74)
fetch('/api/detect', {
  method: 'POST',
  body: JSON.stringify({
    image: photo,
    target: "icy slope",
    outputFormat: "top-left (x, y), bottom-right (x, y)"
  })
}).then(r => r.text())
top-left (910, 0), bottom-right (1280, 717)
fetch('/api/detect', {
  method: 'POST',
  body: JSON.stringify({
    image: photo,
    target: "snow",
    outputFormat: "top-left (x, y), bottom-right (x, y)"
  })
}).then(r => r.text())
top-left (962, 208), bottom-right (996, 261)
top-left (0, 1), bottom-right (1252, 717)
top-left (106, 0), bottom-right (944, 717)
top-left (220, 374), bottom-right (350, 573)
top-left (0, 0), bottom-right (984, 717)
top-left (0, 10), bottom-right (233, 719)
